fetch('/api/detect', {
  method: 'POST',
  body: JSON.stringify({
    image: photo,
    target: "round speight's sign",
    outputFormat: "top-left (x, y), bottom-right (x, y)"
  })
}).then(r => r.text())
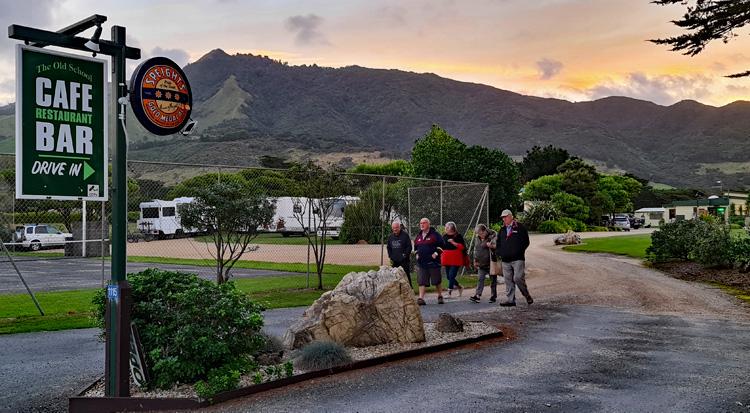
top-left (129, 57), bottom-right (192, 135)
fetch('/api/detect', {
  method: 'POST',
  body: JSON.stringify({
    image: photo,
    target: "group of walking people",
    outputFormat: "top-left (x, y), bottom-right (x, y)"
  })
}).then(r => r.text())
top-left (386, 209), bottom-right (533, 307)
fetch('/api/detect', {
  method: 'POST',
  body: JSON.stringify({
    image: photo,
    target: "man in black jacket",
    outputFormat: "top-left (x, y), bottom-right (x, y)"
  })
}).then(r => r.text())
top-left (387, 221), bottom-right (413, 287)
top-left (496, 209), bottom-right (533, 306)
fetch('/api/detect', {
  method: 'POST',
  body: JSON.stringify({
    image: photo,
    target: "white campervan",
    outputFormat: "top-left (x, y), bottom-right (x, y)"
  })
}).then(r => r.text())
top-left (316, 196), bottom-right (360, 239)
top-left (267, 197), bottom-right (317, 237)
top-left (137, 197), bottom-right (197, 238)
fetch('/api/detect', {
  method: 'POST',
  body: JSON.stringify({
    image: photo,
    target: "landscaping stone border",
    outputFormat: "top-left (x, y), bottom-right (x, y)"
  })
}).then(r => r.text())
top-left (69, 328), bottom-right (503, 413)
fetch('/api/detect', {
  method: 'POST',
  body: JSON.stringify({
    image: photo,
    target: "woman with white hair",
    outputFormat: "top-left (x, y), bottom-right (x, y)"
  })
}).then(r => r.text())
top-left (440, 221), bottom-right (466, 296)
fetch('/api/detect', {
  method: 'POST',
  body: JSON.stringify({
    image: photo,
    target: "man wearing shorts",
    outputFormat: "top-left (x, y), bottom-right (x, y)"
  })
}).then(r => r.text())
top-left (414, 217), bottom-right (445, 305)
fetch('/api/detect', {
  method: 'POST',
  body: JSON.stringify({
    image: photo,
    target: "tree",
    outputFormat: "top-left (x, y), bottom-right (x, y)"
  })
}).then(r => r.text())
top-left (550, 192), bottom-right (590, 222)
top-left (349, 160), bottom-right (415, 177)
top-left (520, 145), bottom-right (570, 183)
top-left (522, 174), bottom-right (564, 201)
top-left (596, 175), bottom-right (643, 217)
top-left (291, 162), bottom-right (354, 290)
top-left (179, 181), bottom-right (274, 284)
top-left (411, 125), bottom-right (467, 180)
top-left (339, 181), bottom-right (403, 244)
top-left (652, 0), bottom-right (750, 77)
top-left (411, 125), bottom-right (521, 221)
top-left (558, 158), bottom-right (599, 201)
top-left (462, 145), bottom-right (521, 221)
top-left (167, 172), bottom-right (248, 199)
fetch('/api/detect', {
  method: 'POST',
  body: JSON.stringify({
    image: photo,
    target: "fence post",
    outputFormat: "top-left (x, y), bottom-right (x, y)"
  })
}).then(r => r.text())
top-left (407, 187), bottom-right (411, 236)
top-left (380, 176), bottom-right (386, 266)
top-left (440, 181), bottom-right (443, 225)
top-left (82, 200), bottom-right (87, 257)
top-left (485, 186), bottom-right (490, 226)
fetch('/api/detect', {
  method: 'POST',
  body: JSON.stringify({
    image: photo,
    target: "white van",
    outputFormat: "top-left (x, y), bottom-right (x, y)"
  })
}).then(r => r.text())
top-left (137, 197), bottom-right (197, 238)
top-left (14, 224), bottom-right (73, 251)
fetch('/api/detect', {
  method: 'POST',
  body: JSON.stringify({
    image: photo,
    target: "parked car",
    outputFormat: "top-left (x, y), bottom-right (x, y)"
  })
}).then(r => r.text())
top-left (14, 224), bottom-right (73, 251)
top-left (612, 215), bottom-right (631, 231)
top-left (628, 215), bottom-right (644, 229)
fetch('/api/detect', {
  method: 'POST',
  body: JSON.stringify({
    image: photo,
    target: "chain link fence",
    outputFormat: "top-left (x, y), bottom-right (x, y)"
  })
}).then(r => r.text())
top-left (1, 153), bottom-right (489, 293)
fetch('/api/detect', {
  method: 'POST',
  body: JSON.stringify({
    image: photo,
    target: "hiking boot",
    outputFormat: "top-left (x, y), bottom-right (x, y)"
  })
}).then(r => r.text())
top-left (526, 296), bottom-right (534, 306)
top-left (469, 295), bottom-right (480, 303)
top-left (417, 298), bottom-right (426, 306)
top-left (499, 301), bottom-right (516, 307)
top-left (437, 295), bottom-right (445, 304)
top-left (489, 296), bottom-right (497, 303)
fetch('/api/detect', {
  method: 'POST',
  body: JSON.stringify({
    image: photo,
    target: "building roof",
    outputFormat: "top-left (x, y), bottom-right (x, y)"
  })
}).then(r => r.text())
top-left (635, 208), bottom-right (665, 213)
top-left (665, 197), bottom-right (729, 207)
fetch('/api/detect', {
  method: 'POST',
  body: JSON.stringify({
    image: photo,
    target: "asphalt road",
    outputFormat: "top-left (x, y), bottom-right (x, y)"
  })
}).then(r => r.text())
top-left (0, 257), bottom-right (301, 294)
top-left (211, 305), bottom-right (750, 413)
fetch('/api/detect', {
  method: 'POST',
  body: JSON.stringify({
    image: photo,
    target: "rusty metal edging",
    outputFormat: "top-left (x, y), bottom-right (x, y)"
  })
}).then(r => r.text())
top-left (69, 329), bottom-right (504, 412)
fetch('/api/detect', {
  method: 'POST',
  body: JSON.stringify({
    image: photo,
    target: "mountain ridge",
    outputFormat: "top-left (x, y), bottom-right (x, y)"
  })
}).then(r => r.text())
top-left (1, 50), bottom-right (749, 189)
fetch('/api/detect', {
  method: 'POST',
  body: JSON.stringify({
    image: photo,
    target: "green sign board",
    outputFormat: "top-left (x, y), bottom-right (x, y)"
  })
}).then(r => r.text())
top-left (15, 45), bottom-right (108, 200)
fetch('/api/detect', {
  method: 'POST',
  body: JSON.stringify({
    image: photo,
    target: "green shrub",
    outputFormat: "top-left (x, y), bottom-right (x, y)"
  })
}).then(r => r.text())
top-left (194, 365), bottom-right (241, 400)
top-left (729, 238), bottom-right (750, 271)
top-left (729, 224), bottom-right (742, 230)
top-left (647, 220), bottom-right (732, 266)
top-left (587, 225), bottom-right (609, 232)
top-left (128, 211), bottom-right (140, 222)
top-left (557, 217), bottom-right (586, 232)
top-left (520, 202), bottom-right (560, 231)
top-left (537, 220), bottom-right (570, 234)
top-left (550, 192), bottom-right (590, 222)
top-left (691, 223), bottom-right (732, 267)
top-left (536, 218), bottom-right (585, 233)
top-left (93, 269), bottom-right (265, 389)
top-left (295, 341), bottom-right (352, 371)
top-left (729, 215), bottom-right (746, 226)
top-left (0, 225), bottom-right (12, 242)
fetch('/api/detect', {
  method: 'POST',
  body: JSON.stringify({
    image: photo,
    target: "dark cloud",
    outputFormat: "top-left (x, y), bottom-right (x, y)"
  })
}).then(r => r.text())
top-left (536, 58), bottom-right (563, 80)
top-left (148, 47), bottom-right (191, 67)
top-left (586, 72), bottom-right (714, 106)
top-left (0, 0), bottom-right (59, 54)
top-left (285, 14), bottom-right (329, 46)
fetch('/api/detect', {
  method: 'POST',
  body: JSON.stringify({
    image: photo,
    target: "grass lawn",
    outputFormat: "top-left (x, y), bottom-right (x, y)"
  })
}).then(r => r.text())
top-left (0, 261), bottom-right (480, 334)
top-left (194, 232), bottom-right (343, 245)
top-left (0, 289), bottom-right (98, 334)
top-left (562, 234), bottom-right (652, 259)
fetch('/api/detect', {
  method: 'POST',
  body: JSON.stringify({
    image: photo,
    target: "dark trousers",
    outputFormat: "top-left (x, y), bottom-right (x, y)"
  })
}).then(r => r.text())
top-left (445, 265), bottom-right (461, 289)
top-left (393, 260), bottom-right (412, 287)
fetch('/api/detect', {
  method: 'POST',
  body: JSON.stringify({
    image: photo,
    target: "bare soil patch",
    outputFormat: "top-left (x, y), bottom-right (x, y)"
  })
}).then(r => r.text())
top-left (653, 261), bottom-right (750, 291)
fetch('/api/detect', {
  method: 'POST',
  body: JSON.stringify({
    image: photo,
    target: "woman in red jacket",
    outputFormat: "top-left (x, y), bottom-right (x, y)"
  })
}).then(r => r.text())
top-left (441, 221), bottom-right (466, 296)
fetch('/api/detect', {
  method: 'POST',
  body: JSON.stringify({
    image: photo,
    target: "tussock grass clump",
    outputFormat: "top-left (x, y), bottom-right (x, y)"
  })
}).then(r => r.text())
top-left (295, 341), bottom-right (352, 371)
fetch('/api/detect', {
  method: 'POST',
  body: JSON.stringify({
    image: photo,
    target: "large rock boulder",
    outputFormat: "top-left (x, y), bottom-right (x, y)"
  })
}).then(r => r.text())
top-left (554, 230), bottom-right (581, 245)
top-left (283, 266), bottom-right (425, 349)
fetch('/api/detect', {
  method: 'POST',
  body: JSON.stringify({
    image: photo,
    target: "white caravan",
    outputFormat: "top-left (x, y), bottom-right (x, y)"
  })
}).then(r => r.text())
top-left (137, 197), bottom-right (197, 238)
top-left (266, 196), bottom-right (359, 239)
top-left (266, 197), bottom-right (317, 236)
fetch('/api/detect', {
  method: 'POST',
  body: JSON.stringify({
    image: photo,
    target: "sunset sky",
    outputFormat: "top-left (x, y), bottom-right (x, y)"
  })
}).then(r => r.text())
top-left (3, 0), bottom-right (750, 107)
